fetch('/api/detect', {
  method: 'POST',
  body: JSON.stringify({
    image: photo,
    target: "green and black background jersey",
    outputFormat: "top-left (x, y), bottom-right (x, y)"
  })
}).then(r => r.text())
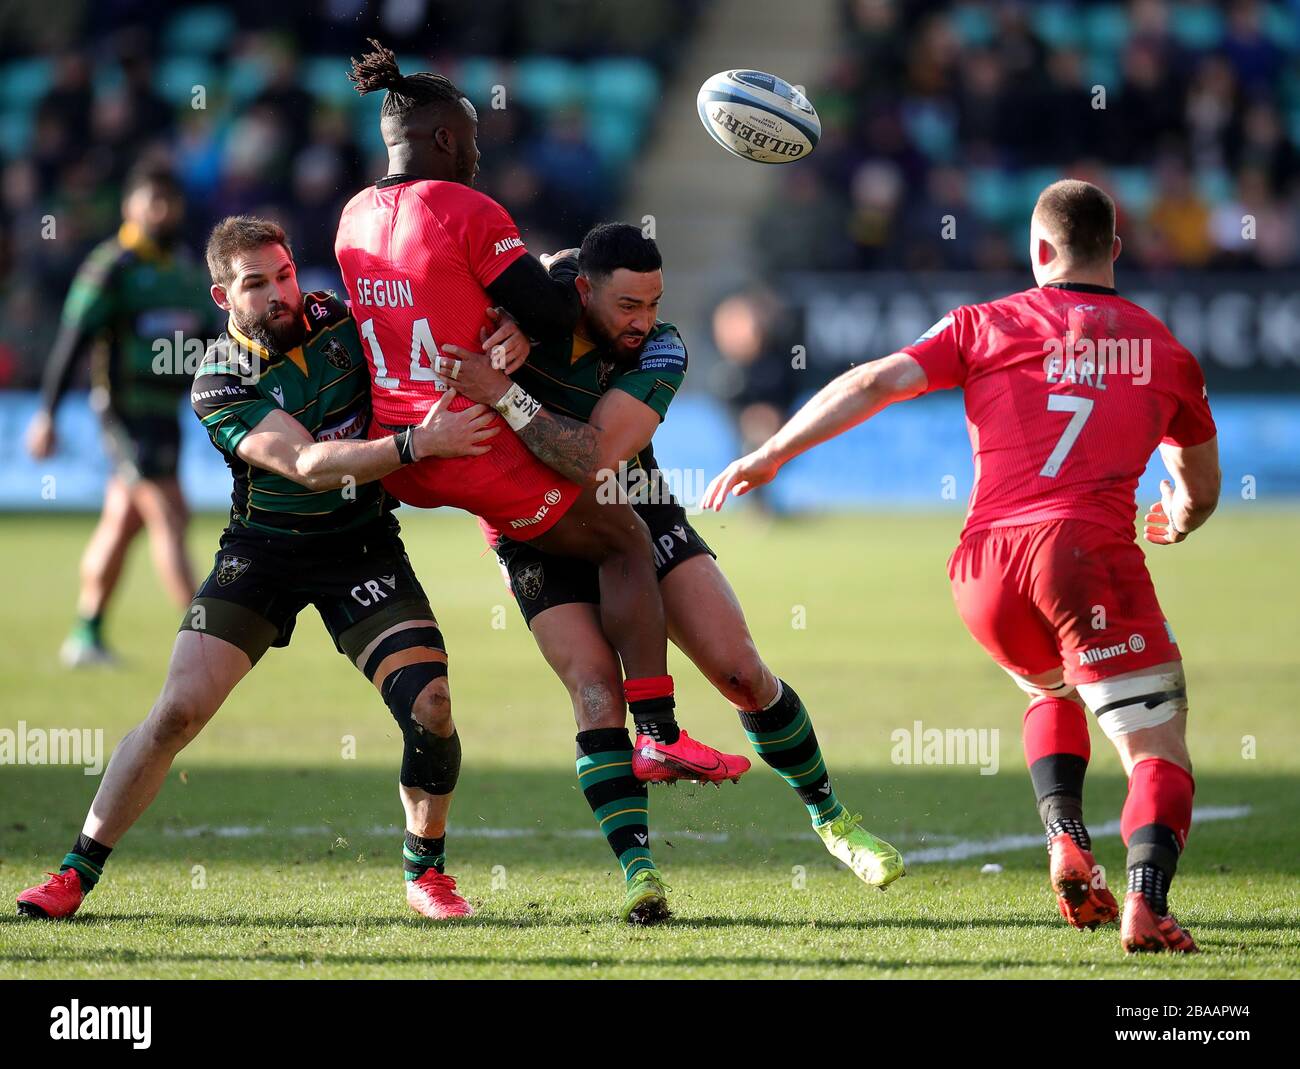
top-left (50, 223), bottom-right (214, 419)
top-left (514, 319), bottom-right (688, 481)
top-left (191, 290), bottom-right (392, 536)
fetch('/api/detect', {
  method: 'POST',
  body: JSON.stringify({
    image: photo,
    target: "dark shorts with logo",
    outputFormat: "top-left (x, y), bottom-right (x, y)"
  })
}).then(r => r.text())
top-left (180, 516), bottom-right (436, 665)
top-left (494, 498), bottom-right (716, 628)
top-left (100, 410), bottom-right (181, 482)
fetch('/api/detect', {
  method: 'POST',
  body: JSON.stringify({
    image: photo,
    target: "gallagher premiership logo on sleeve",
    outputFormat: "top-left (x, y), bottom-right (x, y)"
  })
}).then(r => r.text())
top-left (637, 333), bottom-right (687, 373)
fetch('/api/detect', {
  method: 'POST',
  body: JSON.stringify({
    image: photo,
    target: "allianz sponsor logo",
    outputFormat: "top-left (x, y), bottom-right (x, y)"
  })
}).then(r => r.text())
top-left (50, 1000), bottom-right (151, 1049)
top-left (492, 236), bottom-right (524, 256)
top-left (508, 488), bottom-right (563, 530)
top-left (0, 721), bottom-right (103, 775)
top-left (1079, 633), bottom-right (1147, 666)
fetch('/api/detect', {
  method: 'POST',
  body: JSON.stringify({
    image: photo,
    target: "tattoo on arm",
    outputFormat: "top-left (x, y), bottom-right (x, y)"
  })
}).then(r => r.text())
top-left (517, 409), bottom-right (601, 484)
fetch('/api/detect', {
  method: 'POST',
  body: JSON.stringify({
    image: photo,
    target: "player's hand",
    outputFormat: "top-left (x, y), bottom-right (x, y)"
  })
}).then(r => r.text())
top-left (415, 387), bottom-right (500, 459)
top-left (436, 344), bottom-right (513, 407)
top-left (539, 248), bottom-right (579, 271)
top-left (1143, 480), bottom-right (1187, 545)
top-left (25, 410), bottom-right (56, 460)
top-left (480, 307), bottom-right (530, 374)
top-left (701, 451), bottom-right (781, 511)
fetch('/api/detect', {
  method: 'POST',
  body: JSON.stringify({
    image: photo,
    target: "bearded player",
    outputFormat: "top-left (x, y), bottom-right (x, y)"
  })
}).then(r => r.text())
top-left (334, 43), bottom-right (748, 921)
top-left (706, 180), bottom-right (1220, 954)
top-left (17, 217), bottom-right (498, 923)
top-left (440, 223), bottom-right (906, 918)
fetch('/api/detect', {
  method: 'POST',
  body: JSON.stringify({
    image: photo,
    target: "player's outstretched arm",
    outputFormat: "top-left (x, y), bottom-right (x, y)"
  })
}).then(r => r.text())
top-left (1144, 437), bottom-right (1221, 545)
top-left (235, 390), bottom-right (498, 491)
top-left (702, 352), bottom-right (929, 511)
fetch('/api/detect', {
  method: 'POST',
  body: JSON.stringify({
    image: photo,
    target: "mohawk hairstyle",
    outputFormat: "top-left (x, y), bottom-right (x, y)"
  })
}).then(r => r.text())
top-left (346, 38), bottom-right (464, 122)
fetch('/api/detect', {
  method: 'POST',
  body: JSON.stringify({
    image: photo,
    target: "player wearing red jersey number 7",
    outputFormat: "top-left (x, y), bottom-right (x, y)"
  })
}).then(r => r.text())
top-left (706, 180), bottom-right (1221, 954)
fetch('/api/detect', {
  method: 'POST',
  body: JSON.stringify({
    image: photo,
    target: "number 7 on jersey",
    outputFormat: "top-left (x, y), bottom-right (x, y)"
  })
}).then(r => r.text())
top-left (1039, 393), bottom-right (1094, 478)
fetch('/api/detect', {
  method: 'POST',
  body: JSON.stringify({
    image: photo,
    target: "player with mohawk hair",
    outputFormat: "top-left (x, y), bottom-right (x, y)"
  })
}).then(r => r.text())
top-left (336, 41), bottom-right (749, 923)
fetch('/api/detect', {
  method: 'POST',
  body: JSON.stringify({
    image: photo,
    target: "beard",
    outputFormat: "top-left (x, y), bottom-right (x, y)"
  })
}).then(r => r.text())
top-left (459, 146), bottom-right (480, 187)
top-left (586, 312), bottom-right (647, 362)
top-left (233, 297), bottom-right (305, 354)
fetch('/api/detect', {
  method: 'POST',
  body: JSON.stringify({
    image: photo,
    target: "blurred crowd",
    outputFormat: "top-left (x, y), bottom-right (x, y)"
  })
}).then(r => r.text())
top-left (752, 0), bottom-right (1300, 275)
top-left (0, 0), bottom-right (693, 388)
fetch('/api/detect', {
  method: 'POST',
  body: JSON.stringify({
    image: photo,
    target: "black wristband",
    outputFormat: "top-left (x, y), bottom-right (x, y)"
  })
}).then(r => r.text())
top-left (394, 425), bottom-right (418, 465)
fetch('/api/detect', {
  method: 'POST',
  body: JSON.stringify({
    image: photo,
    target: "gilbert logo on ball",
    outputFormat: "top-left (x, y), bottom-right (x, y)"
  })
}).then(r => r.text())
top-left (696, 69), bottom-right (820, 163)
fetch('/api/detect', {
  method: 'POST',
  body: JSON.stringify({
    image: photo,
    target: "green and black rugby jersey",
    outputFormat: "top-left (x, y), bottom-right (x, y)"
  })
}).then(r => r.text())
top-left (514, 320), bottom-right (688, 478)
top-left (59, 223), bottom-right (214, 418)
top-left (191, 290), bottom-right (393, 536)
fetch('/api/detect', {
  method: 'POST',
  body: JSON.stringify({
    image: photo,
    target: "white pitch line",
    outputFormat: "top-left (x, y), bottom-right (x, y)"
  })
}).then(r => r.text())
top-left (157, 804), bottom-right (1251, 861)
top-left (904, 805), bottom-right (1252, 864)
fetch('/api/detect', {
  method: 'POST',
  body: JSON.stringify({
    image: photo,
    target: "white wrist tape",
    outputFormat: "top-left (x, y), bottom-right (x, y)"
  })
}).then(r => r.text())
top-left (495, 383), bottom-right (541, 432)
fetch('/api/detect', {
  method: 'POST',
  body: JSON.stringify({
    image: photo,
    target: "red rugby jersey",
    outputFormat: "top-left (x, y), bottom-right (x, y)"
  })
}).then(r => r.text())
top-left (335, 176), bottom-right (529, 424)
top-left (901, 282), bottom-right (1216, 539)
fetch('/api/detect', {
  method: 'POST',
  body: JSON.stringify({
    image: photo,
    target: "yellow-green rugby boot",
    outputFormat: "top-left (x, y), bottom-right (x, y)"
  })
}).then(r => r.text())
top-left (816, 810), bottom-right (906, 889)
top-left (620, 868), bottom-right (671, 924)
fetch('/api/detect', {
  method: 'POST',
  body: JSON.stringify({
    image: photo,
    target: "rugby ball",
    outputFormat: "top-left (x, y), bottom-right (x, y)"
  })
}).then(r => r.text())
top-left (696, 69), bottom-right (820, 164)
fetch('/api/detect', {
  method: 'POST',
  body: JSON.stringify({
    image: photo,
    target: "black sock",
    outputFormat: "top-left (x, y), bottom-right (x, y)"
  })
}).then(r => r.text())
top-left (627, 693), bottom-right (680, 744)
top-left (60, 832), bottom-right (112, 892)
top-left (1126, 825), bottom-right (1181, 914)
top-left (403, 830), bottom-right (445, 881)
top-left (1127, 863), bottom-right (1170, 914)
top-left (1045, 814), bottom-right (1091, 851)
top-left (1030, 751), bottom-right (1091, 850)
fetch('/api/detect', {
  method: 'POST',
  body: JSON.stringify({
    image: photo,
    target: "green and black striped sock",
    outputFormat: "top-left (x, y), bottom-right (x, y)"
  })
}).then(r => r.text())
top-left (402, 830), bottom-right (445, 881)
top-left (61, 832), bottom-right (111, 892)
top-left (739, 680), bottom-right (846, 827)
top-left (575, 727), bottom-right (655, 882)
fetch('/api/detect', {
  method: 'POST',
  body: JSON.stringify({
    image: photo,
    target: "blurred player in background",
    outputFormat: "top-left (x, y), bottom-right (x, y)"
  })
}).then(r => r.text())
top-left (706, 180), bottom-right (1220, 954)
top-left (710, 286), bottom-right (802, 516)
top-left (18, 216), bottom-right (496, 923)
top-left (25, 161), bottom-right (209, 668)
top-left (442, 223), bottom-right (906, 921)
top-left (334, 41), bottom-right (748, 921)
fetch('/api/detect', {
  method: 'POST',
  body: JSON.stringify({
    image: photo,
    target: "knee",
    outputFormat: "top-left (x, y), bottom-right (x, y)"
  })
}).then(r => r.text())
top-left (146, 695), bottom-right (204, 751)
top-left (708, 650), bottom-right (773, 710)
top-left (410, 678), bottom-right (453, 737)
top-left (570, 674), bottom-right (623, 731)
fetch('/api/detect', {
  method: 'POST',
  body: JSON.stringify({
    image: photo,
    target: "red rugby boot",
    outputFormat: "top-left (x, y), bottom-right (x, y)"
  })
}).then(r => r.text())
top-left (1049, 833), bottom-right (1119, 930)
top-left (406, 870), bottom-right (474, 920)
top-left (16, 870), bottom-right (85, 920)
top-left (632, 730), bottom-right (751, 785)
top-left (1121, 891), bottom-right (1199, 953)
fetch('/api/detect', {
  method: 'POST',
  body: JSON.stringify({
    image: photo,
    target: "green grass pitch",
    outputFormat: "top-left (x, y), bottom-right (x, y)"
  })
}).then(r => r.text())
top-left (0, 508), bottom-right (1296, 979)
